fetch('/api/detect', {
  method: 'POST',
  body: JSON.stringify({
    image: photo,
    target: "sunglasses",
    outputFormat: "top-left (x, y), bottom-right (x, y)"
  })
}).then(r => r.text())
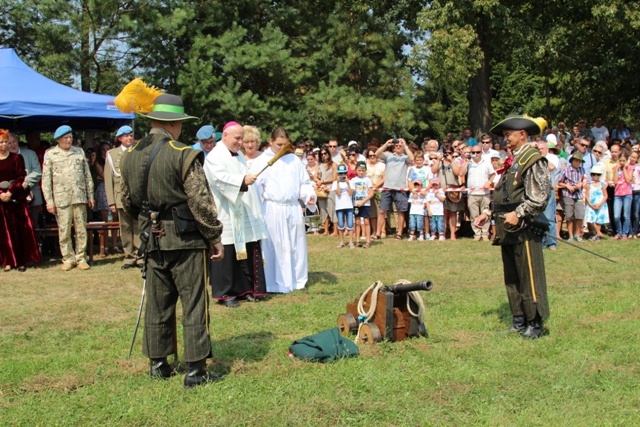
top-left (349, 153), bottom-right (357, 156)
top-left (591, 173), bottom-right (602, 176)
top-left (471, 151), bottom-right (482, 154)
top-left (328, 145), bottom-right (338, 148)
top-left (579, 143), bottom-right (589, 148)
top-left (592, 150), bottom-right (602, 154)
top-left (482, 140), bottom-right (492, 144)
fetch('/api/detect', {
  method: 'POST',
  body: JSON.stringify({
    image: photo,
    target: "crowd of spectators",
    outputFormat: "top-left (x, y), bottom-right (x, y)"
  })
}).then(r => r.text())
top-left (1, 118), bottom-right (639, 271)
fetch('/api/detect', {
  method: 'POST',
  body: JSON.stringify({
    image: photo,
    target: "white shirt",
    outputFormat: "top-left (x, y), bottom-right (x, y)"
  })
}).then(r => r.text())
top-left (408, 193), bottom-right (426, 215)
top-left (466, 158), bottom-right (495, 195)
top-left (331, 180), bottom-right (354, 210)
top-left (426, 189), bottom-right (444, 216)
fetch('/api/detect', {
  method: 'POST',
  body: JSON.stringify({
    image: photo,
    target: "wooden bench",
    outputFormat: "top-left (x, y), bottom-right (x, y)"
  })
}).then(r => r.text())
top-left (35, 221), bottom-right (120, 263)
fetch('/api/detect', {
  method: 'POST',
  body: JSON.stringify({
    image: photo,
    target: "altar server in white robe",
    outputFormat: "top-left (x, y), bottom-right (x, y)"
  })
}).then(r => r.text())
top-left (204, 121), bottom-right (269, 307)
top-left (251, 127), bottom-right (317, 293)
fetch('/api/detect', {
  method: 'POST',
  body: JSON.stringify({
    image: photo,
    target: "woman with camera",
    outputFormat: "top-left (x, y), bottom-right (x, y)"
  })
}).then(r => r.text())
top-left (316, 146), bottom-right (338, 236)
top-left (431, 142), bottom-right (465, 240)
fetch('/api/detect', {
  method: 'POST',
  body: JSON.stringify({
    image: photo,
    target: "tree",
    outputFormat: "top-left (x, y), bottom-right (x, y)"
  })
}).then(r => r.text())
top-left (1, 0), bottom-right (143, 94)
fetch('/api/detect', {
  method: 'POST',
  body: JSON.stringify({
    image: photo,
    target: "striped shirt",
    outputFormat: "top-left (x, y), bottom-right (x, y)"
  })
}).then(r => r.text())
top-left (559, 165), bottom-right (585, 199)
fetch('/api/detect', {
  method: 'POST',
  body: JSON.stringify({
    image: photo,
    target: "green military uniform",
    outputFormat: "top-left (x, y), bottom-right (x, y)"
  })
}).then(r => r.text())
top-left (121, 128), bottom-right (222, 363)
top-left (41, 145), bottom-right (94, 266)
top-left (493, 143), bottom-right (551, 323)
top-left (105, 145), bottom-right (140, 267)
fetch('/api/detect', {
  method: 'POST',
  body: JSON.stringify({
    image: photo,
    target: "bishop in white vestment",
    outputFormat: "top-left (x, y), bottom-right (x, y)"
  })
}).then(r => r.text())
top-left (204, 122), bottom-right (268, 306)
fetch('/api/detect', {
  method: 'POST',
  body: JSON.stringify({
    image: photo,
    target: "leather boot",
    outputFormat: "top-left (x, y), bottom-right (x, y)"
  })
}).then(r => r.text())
top-left (184, 359), bottom-right (221, 389)
top-left (521, 316), bottom-right (544, 339)
top-left (507, 316), bottom-right (527, 333)
top-left (150, 358), bottom-right (175, 379)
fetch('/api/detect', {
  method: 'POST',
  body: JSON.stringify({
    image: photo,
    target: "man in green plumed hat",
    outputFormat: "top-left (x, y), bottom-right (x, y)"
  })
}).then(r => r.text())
top-left (119, 91), bottom-right (225, 388)
top-left (475, 115), bottom-right (551, 339)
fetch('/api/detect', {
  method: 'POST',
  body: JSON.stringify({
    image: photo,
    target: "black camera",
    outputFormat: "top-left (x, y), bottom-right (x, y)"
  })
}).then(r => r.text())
top-left (392, 137), bottom-right (399, 145)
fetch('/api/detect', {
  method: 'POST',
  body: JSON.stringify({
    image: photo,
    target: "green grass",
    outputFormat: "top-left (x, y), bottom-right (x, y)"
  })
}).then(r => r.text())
top-left (1, 236), bottom-right (639, 426)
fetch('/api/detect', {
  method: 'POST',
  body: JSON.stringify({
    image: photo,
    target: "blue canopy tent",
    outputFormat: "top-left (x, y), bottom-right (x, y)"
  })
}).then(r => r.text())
top-left (0, 48), bottom-right (134, 132)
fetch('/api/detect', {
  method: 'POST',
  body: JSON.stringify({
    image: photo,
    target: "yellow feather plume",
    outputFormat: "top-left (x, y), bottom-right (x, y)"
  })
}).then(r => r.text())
top-left (524, 114), bottom-right (548, 135)
top-left (114, 78), bottom-right (164, 114)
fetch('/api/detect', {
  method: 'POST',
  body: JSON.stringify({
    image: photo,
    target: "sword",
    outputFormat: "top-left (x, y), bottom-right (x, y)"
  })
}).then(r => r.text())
top-left (127, 278), bottom-right (145, 359)
top-left (538, 230), bottom-right (617, 263)
top-left (501, 215), bottom-right (618, 264)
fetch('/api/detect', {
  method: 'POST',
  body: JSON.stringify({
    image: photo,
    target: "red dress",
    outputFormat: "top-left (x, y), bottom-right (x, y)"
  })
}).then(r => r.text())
top-left (0, 153), bottom-right (41, 267)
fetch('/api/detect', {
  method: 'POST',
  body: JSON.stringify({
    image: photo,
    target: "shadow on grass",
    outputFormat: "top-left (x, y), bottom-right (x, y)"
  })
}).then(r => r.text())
top-left (307, 271), bottom-right (338, 289)
top-left (481, 302), bottom-right (512, 326)
top-left (212, 331), bottom-right (276, 375)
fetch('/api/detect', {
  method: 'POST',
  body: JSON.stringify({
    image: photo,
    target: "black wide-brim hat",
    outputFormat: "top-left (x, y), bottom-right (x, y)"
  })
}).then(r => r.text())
top-left (139, 94), bottom-right (198, 122)
top-left (490, 115), bottom-right (547, 137)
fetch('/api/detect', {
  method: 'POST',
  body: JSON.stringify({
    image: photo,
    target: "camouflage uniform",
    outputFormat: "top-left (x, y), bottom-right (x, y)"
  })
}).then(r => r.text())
top-left (42, 145), bottom-right (94, 266)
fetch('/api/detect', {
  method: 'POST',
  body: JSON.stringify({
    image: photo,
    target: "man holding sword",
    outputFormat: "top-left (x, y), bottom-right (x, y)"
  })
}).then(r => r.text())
top-left (474, 115), bottom-right (551, 339)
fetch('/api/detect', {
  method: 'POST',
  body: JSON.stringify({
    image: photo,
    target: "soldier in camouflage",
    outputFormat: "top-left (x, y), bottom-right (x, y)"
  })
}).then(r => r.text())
top-left (42, 125), bottom-right (95, 271)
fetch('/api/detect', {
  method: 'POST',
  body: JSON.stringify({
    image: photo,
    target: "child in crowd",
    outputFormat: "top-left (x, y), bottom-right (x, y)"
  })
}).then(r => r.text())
top-left (332, 163), bottom-right (355, 248)
top-left (426, 178), bottom-right (446, 240)
top-left (612, 152), bottom-right (634, 240)
top-left (584, 164), bottom-right (608, 241)
top-left (558, 152), bottom-right (586, 242)
top-left (408, 150), bottom-right (433, 239)
top-left (350, 162), bottom-right (374, 248)
top-left (408, 180), bottom-right (427, 241)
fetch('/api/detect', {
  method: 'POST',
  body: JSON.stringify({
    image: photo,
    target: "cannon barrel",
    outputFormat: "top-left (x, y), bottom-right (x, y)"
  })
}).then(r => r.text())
top-left (382, 280), bottom-right (433, 294)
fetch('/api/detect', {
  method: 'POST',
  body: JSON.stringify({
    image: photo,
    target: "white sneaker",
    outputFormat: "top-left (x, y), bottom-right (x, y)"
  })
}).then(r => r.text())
top-left (417, 235), bottom-right (424, 241)
top-left (429, 235), bottom-right (436, 241)
top-left (439, 236), bottom-right (445, 241)
top-left (408, 235), bottom-right (415, 241)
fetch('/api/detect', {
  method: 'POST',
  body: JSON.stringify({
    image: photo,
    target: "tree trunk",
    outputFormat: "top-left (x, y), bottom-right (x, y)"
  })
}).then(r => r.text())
top-left (80, 4), bottom-right (91, 92)
top-left (467, 25), bottom-right (492, 137)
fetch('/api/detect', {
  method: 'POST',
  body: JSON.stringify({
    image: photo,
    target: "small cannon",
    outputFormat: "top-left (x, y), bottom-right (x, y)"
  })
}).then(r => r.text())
top-left (337, 279), bottom-right (433, 344)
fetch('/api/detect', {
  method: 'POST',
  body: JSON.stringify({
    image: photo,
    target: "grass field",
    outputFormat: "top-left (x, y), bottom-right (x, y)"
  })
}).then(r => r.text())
top-left (1, 235), bottom-right (639, 426)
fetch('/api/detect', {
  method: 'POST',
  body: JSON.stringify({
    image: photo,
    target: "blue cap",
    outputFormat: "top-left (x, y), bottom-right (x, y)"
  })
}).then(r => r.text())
top-left (215, 131), bottom-right (223, 142)
top-left (116, 125), bottom-right (133, 137)
top-left (337, 164), bottom-right (348, 174)
top-left (54, 125), bottom-right (73, 140)
top-left (196, 125), bottom-right (215, 141)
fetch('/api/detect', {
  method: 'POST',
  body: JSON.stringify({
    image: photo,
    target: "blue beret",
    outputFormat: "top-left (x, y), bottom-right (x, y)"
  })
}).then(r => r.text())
top-left (116, 125), bottom-right (133, 137)
top-left (54, 125), bottom-right (73, 140)
top-left (196, 125), bottom-right (215, 141)
top-left (215, 131), bottom-right (223, 142)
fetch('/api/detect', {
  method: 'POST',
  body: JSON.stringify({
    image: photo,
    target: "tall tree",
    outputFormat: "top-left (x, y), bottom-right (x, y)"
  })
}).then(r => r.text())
top-left (1, 0), bottom-right (142, 94)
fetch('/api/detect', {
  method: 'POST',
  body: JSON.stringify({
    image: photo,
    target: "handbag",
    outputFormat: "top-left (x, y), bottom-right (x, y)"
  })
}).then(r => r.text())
top-left (315, 187), bottom-right (329, 199)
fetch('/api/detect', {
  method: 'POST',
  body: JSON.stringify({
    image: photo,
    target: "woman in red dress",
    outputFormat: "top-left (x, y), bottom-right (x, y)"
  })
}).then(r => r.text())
top-left (0, 129), bottom-right (41, 271)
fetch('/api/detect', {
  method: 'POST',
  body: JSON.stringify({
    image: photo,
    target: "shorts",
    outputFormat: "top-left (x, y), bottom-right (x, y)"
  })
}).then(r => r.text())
top-left (336, 208), bottom-right (354, 230)
top-left (354, 205), bottom-right (370, 219)
top-left (379, 190), bottom-right (409, 213)
top-left (561, 197), bottom-right (585, 221)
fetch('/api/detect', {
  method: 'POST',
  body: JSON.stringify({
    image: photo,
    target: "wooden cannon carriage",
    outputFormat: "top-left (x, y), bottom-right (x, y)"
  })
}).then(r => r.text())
top-left (337, 279), bottom-right (433, 343)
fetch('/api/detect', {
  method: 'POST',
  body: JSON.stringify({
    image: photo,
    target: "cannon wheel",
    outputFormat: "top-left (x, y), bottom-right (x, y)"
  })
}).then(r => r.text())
top-left (359, 322), bottom-right (382, 344)
top-left (337, 313), bottom-right (358, 336)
